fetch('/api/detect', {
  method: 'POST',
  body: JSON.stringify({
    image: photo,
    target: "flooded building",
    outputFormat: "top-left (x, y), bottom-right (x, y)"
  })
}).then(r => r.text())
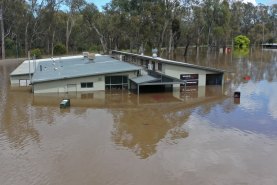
top-left (10, 51), bottom-right (225, 94)
top-left (262, 43), bottom-right (277, 49)
top-left (111, 50), bottom-right (225, 89)
top-left (10, 55), bottom-right (141, 94)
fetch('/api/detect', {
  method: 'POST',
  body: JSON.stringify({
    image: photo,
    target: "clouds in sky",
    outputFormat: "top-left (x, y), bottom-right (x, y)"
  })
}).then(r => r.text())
top-left (240, 0), bottom-right (257, 5)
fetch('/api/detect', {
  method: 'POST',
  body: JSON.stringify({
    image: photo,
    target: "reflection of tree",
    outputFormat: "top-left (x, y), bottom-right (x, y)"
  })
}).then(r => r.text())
top-left (109, 87), bottom-right (229, 159)
top-left (0, 61), bottom-right (41, 149)
top-left (233, 48), bottom-right (249, 58)
top-left (110, 105), bottom-right (190, 159)
top-left (166, 48), bottom-right (277, 89)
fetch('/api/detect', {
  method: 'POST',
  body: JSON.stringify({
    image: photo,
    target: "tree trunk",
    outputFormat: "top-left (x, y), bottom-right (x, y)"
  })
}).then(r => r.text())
top-left (66, 18), bottom-right (70, 54)
top-left (158, 20), bottom-right (169, 57)
top-left (183, 38), bottom-right (190, 57)
top-left (207, 26), bottom-right (211, 51)
top-left (129, 40), bottom-right (133, 53)
top-left (89, 22), bottom-right (107, 54)
top-left (46, 37), bottom-right (50, 54)
top-left (0, 7), bottom-right (5, 60)
top-left (168, 29), bottom-right (173, 59)
top-left (51, 30), bottom-right (55, 57)
top-left (25, 22), bottom-right (29, 57)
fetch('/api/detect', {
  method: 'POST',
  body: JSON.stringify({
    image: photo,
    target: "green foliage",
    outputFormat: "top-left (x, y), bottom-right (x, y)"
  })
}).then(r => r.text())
top-left (89, 45), bottom-right (100, 52)
top-left (54, 43), bottom-right (66, 55)
top-left (267, 38), bottom-right (277, 43)
top-left (30, 48), bottom-right (42, 59)
top-left (233, 48), bottom-right (249, 58)
top-left (5, 38), bottom-right (16, 57)
top-left (234, 35), bottom-right (250, 49)
top-left (1, 0), bottom-right (276, 58)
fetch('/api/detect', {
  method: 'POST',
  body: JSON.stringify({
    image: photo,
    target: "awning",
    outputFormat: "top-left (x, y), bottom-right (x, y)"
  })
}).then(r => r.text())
top-left (130, 75), bottom-right (160, 84)
top-left (130, 72), bottom-right (185, 94)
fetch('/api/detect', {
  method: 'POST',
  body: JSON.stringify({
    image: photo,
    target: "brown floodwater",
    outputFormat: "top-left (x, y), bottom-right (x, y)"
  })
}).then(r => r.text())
top-left (1, 49), bottom-right (277, 185)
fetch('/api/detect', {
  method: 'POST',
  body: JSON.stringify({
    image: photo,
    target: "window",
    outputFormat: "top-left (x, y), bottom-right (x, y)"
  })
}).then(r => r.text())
top-left (81, 82), bottom-right (94, 88)
top-left (111, 76), bottom-right (122, 84)
top-left (123, 76), bottom-right (128, 83)
top-left (105, 76), bottom-right (110, 84)
top-left (105, 76), bottom-right (128, 90)
top-left (158, 62), bottom-right (162, 71)
top-left (87, 82), bottom-right (93, 88)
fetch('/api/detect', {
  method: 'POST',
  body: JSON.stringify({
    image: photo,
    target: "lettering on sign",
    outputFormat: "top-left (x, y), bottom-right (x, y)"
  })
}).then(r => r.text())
top-left (180, 74), bottom-right (199, 86)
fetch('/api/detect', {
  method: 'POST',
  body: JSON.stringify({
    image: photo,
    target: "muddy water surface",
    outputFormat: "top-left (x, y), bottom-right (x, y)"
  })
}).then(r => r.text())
top-left (1, 49), bottom-right (277, 185)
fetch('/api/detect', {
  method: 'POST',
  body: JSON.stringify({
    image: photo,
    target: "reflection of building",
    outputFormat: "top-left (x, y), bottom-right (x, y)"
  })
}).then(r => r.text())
top-left (30, 83), bottom-right (229, 159)
top-left (110, 89), bottom-right (229, 159)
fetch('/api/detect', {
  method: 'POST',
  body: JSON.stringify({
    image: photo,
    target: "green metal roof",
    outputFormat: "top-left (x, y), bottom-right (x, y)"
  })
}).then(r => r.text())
top-left (112, 50), bottom-right (225, 73)
top-left (31, 55), bottom-right (141, 84)
top-left (130, 75), bottom-right (159, 84)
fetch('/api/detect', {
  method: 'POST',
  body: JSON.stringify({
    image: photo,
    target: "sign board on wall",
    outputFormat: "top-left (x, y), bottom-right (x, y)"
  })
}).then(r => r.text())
top-left (180, 74), bottom-right (199, 86)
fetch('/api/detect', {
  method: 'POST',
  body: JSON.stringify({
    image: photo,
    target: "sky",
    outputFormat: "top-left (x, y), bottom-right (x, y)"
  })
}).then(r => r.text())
top-left (89, 0), bottom-right (276, 9)
top-left (89, 0), bottom-right (110, 9)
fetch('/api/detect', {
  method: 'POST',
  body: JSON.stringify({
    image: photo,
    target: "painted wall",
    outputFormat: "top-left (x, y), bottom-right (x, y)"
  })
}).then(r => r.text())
top-left (163, 64), bottom-right (219, 86)
top-left (33, 71), bottom-right (138, 94)
top-left (10, 74), bottom-right (32, 86)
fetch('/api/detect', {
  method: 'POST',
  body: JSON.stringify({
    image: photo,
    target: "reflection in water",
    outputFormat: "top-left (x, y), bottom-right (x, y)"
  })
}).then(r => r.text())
top-left (160, 114), bottom-right (277, 185)
top-left (198, 81), bottom-right (277, 137)
top-left (0, 60), bottom-right (40, 149)
top-left (110, 106), bottom-right (190, 159)
top-left (1, 49), bottom-right (277, 185)
top-left (32, 87), bottom-right (227, 159)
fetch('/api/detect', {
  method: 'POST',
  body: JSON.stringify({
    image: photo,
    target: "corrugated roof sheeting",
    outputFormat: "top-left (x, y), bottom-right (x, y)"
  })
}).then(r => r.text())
top-left (10, 55), bottom-right (86, 76)
top-left (31, 55), bottom-right (142, 83)
top-left (130, 75), bottom-right (159, 84)
top-left (112, 50), bottom-right (225, 73)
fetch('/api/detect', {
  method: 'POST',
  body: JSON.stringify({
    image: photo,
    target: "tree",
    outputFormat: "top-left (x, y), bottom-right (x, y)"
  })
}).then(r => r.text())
top-left (0, 0), bottom-right (19, 59)
top-left (81, 3), bottom-right (108, 53)
top-left (0, 4), bottom-right (6, 59)
top-left (0, 0), bottom-right (276, 58)
top-left (234, 35), bottom-right (250, 49)
top-left (64, 0), bottom-right (85, 54)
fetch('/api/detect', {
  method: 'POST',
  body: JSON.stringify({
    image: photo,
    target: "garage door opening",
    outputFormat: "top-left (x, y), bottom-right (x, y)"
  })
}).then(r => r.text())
top-left (206, 74), bottom-right (223, 85)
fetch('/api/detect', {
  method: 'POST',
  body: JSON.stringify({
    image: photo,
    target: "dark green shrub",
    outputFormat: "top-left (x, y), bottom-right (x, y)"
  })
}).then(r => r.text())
top-left (30, 48), bottom-right (42, 59)
top-left (267, 38), bottom-right (277, 44)
top-left (54, 43), bottom-right (66, 55)
top-left (5, 38), bottom-right (16, 57)
top-left (89, 45), bottom-right (100, 53)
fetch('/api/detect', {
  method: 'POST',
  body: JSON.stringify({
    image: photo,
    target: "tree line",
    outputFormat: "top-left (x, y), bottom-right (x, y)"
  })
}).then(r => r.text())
top-left (0, 0), bottom-right (276, 59)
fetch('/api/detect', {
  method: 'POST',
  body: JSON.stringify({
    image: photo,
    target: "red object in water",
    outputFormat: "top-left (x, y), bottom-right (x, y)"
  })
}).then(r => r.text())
top-left (244, 76), bottom-right (251, 80)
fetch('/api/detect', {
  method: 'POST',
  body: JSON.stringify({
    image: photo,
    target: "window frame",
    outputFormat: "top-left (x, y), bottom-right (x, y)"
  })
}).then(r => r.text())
top-left (81, 82), bottom-right (94, 88)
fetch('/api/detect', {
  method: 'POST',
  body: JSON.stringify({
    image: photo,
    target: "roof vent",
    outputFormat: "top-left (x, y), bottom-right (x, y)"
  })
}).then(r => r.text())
top-left (88, 53), bottom-right (95, 60)
top-left (83, 52), bottom-right (89, 58)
